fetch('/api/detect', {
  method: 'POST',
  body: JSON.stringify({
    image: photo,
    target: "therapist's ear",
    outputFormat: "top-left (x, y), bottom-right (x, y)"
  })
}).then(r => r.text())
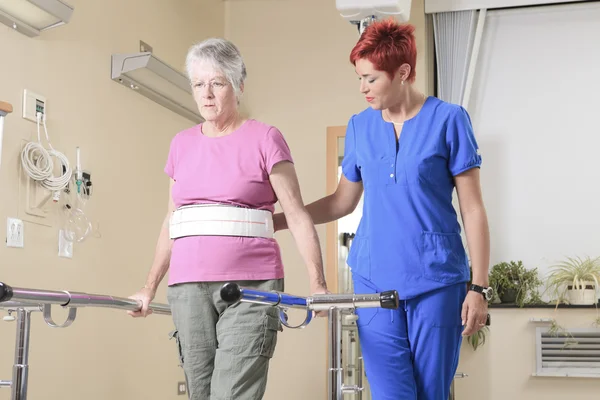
top-left (395, 64), bottom-right (411, 84)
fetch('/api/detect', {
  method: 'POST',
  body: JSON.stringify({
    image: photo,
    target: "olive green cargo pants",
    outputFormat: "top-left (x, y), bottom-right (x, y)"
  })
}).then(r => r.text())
top-left (167, 279), bottom-right (284, 400)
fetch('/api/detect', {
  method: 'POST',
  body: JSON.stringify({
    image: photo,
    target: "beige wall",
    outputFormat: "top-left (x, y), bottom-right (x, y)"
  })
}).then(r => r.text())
top-left (224, 0), bottom-right (430, 399)
top-left (456, 308), bottom-right (600, 400)
top-left (0, 0), bottom-right (223, 399)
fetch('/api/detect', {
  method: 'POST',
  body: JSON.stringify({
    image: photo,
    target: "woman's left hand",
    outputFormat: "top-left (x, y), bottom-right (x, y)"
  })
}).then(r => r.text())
top-left (461, 291), bottom-right (488, 336)
top-left (311, 285), bottom-right (332, 318)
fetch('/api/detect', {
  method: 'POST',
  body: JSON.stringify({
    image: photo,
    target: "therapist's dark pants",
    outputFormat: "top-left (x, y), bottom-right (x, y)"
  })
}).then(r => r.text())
top-left (353, 275), bottom-right (466, 400)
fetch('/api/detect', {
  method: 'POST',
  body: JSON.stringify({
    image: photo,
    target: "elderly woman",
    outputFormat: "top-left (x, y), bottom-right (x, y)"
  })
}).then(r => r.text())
top-left (128, 38), bottom-right (328, 400)
top-left (274, 20), bottom-right (491, 400)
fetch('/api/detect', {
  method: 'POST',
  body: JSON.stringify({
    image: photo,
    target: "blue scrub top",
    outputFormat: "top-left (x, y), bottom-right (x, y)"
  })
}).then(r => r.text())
top-left (342, 96), bottom-right (482, 299)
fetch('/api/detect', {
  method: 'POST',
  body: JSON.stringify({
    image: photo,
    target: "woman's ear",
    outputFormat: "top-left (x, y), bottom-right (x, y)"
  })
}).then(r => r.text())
top-left (237, 82), bottom-right (245, 105)
top-left (396, 63), bottom-right (412, 83)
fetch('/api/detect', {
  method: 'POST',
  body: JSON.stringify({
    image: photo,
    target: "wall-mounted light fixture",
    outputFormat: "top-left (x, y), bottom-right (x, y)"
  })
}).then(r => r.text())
top-left (111, 41), bottom-right (202, 124)
top-left (0, 0), bottom-right (74, 37)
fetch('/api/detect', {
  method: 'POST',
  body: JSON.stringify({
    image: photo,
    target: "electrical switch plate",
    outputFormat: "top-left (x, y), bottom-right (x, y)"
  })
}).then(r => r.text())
top-left (177, 382), bottom-right (187, 395)
top-left (22, 89), bottom-right (46, 122)
top-left (58, 230), bottom-right (73, 258)
top-left (6, 218), bottom-right (24, 248)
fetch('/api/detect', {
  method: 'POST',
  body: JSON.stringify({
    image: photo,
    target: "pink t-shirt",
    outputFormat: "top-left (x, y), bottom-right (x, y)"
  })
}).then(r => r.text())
top-left (164, 119), bottom-right (293, 285)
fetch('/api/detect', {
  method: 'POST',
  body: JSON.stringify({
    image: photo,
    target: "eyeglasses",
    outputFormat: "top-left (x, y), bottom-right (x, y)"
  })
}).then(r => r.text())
top-left (191, 80), bottom-right (229, 92)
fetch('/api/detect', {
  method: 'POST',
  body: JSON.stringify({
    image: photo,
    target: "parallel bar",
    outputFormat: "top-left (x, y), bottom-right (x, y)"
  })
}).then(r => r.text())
top-left (219, 283), bottom-right (399, 311)
top-left (66, 291), bottom-right (171, 315)
top-left (0, 281), bottom-right (172, 400)
top-left (1, 287), bottom-right (70, 305)
top-left (311, 292), bottom-right (396, 311)
top-left (328, 308), bottom-right (343, 400)
top-left (0, 302), bottom-right (42, 312)
top-left (220, 283), bottom-right (307, 308)
top-left (0, 282), bottom-right (171, 315)
top-left (220, 282), bottom-right (399, 400)
top-left (11, 309), bottom-right (31, 400)
top-left (227, 287), bottom-right (308, 308)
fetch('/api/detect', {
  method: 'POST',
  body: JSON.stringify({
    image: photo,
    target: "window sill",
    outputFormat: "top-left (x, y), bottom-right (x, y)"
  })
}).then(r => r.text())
top-left (489, 302), bottom-right (600, 309)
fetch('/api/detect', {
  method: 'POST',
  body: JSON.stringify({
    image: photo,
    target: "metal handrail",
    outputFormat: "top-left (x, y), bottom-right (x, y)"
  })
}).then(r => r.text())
top-left (220, 283), bottom-right (490, 400)
top-left (0, 281), bottom-right (171, 400)
top-left (220, 282), bottom-right (399, 329)
top-left (220, 282), bottom-right (399, 311)
top-left (0, 282), bottom-right (170, 315)
top-left (1, 280), bottom-right (483, 400)
top-left (220, 282), bottom-right (400, 400)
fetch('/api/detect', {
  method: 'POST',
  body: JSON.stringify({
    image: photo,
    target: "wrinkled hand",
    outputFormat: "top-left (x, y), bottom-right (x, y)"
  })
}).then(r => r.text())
top-left (127, 287), bottom-right (156, 318)
top-left (311, 285), bottom-right (331, 318)
top-left (461, 291), bottom-right (488, 336)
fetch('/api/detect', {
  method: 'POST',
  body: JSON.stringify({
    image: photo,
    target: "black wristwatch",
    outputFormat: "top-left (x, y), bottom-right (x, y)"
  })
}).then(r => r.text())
top-left (469, 284), bottom-right (493, 301)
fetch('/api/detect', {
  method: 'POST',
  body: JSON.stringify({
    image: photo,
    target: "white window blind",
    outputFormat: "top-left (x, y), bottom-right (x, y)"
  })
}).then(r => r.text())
top-left (432, 10), bottom-right (478, 104)
top-left (468, 2), bottom-right (600, 278)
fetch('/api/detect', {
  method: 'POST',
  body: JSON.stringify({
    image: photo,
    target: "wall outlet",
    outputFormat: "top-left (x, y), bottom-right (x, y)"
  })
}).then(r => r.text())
top-left (6, 218), bottom-right (24, 248)
top-left (22, 89), bottom-right (46, 122)
top-left (177, 381), bottom-right (187, 395)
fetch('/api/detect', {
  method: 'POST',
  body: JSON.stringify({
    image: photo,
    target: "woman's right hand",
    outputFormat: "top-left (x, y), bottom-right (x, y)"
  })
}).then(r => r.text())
top-left (127, 287), bottom-right (156, 318)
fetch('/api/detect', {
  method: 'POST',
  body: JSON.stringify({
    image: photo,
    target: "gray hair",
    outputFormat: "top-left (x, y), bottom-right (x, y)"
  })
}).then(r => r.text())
top-left (185, 38), bottom-right (247, 97)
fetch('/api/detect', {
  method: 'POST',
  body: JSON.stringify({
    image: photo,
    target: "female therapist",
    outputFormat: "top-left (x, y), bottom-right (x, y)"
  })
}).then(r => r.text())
top-left (274, 19), bottom-right (491, 400)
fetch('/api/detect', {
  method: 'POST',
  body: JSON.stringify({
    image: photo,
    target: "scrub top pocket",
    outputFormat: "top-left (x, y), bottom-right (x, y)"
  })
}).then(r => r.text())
top-left (420, 231), bottom-right (468, 283)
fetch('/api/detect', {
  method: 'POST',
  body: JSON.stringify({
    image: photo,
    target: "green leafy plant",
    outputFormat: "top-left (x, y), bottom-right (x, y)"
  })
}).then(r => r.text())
top-left (547, 319), bottom-right (579, 349)
top-left (489, 261), bottom-right (543, 307)
top-left (541, 257), bottom-right (600, 351)
top-left (545, 256), bottom-right (600, 305)
top-left (466, 326), bottom-right (489, 351)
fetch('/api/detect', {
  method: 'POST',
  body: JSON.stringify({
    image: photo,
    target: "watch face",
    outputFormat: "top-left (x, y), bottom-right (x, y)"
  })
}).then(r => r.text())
top-left (483, 287), bottom-right (493, 301)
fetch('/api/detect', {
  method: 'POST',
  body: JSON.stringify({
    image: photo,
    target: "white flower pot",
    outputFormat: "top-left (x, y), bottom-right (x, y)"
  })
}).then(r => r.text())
top-left (566, 287), bottom-right (597, 305)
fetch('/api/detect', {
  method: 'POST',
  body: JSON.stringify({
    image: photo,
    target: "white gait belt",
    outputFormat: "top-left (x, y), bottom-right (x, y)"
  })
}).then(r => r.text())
top-left (169, 204), bottom-right (274, 239)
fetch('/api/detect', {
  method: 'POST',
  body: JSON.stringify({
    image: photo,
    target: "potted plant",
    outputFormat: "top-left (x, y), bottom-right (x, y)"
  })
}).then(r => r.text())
top-left (545, 256), bottom-right (600, 305)
top-left (489, 261), bottom-right (542, 307)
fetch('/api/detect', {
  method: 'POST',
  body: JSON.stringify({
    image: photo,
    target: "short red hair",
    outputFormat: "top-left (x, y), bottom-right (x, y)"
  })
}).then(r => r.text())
top-left (349, 19), bottom-right (417, 82)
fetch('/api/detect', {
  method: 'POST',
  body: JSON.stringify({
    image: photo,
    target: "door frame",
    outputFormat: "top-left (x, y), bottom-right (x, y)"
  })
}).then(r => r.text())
top-left (325, 125), bottom-right (346, 294)
top-left (324, 125), bottom-right (346, 398)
